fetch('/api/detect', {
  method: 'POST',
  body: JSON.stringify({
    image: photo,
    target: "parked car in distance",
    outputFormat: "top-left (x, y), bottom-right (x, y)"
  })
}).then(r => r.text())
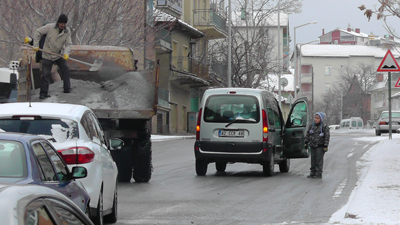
top-left (0, 132), bottom-right (90, 214)
top-left (0, 102), bottom-right (124, 225)
top-left (375, 111), bottom-right (400, 136)
top-left (194, 88), bottom-right (310, 176)
top-left (0, 183), bottom-right (94, 225)
top-left (329, 125), bottom-right (340, 130)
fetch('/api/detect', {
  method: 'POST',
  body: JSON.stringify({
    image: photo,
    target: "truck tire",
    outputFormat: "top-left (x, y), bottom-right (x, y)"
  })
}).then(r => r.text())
top-left (118, 146), bottom-right (133, 183)
top-left (133, 145), bottom-right (152, 182)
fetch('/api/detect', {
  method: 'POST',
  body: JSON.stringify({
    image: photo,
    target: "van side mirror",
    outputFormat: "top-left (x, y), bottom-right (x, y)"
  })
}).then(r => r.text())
top-left (10, 73), bottom-right (17, 90)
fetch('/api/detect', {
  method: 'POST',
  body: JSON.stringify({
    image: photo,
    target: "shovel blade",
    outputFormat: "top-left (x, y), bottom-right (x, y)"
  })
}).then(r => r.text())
top-left (89, 60), bottom-right (103, 72)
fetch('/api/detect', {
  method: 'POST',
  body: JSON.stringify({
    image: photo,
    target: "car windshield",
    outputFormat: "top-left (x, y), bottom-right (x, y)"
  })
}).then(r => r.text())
top-left (381, 112), bottom-right (400, 118)
top-left (0, 140), bottom-right (27, 178)
top-left (204, 95), bottom-right (260, 123)
top-left (0, 119), bottom-right (79, 143)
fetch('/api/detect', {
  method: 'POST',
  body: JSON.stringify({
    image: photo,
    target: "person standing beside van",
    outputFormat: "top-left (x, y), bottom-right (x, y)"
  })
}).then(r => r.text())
top-left (304, 112), bottom-right (330, 179)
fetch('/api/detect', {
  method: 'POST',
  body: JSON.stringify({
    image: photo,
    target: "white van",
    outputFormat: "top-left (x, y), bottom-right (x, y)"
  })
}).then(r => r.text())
top-left (194, 88), bottom-right (310, 176)
top-left (0, 61), bottom-right (19, 103)
top-left (340, 117), bottom-right (363, 129)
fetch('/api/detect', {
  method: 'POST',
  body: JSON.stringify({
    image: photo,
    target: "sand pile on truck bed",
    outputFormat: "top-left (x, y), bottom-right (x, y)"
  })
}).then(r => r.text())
top-left (31, 71), bottom-right (155, 110)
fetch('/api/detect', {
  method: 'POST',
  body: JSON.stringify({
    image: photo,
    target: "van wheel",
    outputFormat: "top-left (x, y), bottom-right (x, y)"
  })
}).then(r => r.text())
top-left (279, 158), bottom-right (290, 173)
top-left (375, 130), bottom-right (381, 136)
top-left (215, 162), bottom-right (227, 172)
top-left (196, 159), bottom-right (208, 176)
top-left (263, 153), bottom-right (274, 177)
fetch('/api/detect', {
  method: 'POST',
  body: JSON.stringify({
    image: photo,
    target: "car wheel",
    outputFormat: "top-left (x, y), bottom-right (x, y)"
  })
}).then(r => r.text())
top-left (263, 152), bottom-right (274, 177)
top-left (92, 187), bottom-right (103, 225)
top-left (375, 130), bottom-right (381, 136)
top-left (215, 162), bottom-right (227, 172)
top-left (279, 158), bottom-right (290, 173)
top-left (104, 182), bottom-right (118, 223)
top-left (196, 159), bottom-right (208, 176)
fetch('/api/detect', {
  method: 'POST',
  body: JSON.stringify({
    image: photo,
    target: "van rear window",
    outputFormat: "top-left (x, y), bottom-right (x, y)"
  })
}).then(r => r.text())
top-left (204, 95), bottom-right (260, 123)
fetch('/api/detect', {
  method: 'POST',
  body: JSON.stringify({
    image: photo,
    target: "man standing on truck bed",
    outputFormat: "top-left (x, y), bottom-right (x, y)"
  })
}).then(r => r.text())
top-left (29, 14), bottom-right (72, 99)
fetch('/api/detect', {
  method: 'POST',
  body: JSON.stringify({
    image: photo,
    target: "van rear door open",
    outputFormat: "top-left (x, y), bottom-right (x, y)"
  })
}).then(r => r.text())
top-left (282, 98), bottom-right (309, 158)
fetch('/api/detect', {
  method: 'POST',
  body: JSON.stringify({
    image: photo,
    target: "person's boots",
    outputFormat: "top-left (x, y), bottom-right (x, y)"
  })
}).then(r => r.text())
top-left (313, 173), bottom-right (322, 179)
top-left (307, 173), bottom-right (315, 178)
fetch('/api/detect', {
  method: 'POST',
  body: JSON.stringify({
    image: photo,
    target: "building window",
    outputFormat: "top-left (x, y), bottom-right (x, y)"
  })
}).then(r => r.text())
top-left (325, 84), bottom-right (331, 93)
top-left (325, 66), bottom-right (331, 75)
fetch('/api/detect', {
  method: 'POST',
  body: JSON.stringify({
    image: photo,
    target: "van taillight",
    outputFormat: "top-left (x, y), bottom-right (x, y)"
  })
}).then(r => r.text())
top-left (262, 109), bottom-right (268, 145)
top-left (58, 147), bottom-right (95, 164)
top-left (196, 108), bottom-right (202, 141)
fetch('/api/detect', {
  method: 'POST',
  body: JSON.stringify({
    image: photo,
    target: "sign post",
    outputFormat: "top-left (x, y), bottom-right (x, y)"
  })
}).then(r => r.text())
top-left (377, 49), bottom-right (400, 139)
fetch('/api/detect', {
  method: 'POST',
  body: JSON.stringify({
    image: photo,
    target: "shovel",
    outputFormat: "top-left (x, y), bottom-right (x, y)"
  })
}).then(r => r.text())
top-left (25, 44), bottom-right (103, 71)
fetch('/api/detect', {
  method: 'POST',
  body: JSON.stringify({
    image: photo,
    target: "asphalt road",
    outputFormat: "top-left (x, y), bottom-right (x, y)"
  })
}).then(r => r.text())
top-left (111, 129), bottom-right (380, 225)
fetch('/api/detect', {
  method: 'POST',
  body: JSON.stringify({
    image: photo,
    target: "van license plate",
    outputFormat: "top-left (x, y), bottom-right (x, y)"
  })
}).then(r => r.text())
top-left (219, 130), bottom-right (244, 137)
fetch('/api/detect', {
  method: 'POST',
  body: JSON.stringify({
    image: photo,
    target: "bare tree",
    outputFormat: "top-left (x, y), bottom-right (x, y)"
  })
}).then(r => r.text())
top-left (358, 1), bottom-right (400, 40)
top-left (209, 0), bottom-right (302, 88)
top-left (0, 0), bottom-right (168, 67)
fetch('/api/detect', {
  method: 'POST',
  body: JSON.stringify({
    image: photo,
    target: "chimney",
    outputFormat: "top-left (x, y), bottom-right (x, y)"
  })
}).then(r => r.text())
top-left (347, 28), bottom-right (351, 32)
top-left (322, 29), bottom-right (325, 35)
top-left (376, 73), bottom-right (383, 82)
top-left (355, 28), bottom-right (360, 33)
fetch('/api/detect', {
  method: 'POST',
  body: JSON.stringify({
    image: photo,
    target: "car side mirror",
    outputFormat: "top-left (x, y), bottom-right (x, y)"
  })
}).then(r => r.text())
top-left (69, 166), bottom-right (87, 179)
top-left (110, 138), bottom-right (124, 150)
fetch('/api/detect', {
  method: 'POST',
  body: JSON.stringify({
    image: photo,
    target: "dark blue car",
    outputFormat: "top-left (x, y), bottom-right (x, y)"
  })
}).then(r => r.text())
top-left (0, 132), bottom-right (90, 214)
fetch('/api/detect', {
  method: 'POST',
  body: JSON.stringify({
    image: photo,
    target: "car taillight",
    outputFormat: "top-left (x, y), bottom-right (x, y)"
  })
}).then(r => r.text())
top-left (262, 109), bottom-right (268, 150)
top-left (379, 121), bottom-right (387, 125)
top-left (196, 108), bottom-right (202, 141)
top-left (58, 147), bottom-right (95, 164)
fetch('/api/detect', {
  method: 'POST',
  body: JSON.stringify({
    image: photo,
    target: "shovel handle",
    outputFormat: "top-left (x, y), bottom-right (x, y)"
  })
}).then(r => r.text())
top-left (24, 44), bottom-right (95, 67)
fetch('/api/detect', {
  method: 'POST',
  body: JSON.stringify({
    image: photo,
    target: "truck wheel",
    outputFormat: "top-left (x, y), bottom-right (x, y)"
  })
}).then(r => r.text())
top-left (133, 145), bottom-right (152, 183)
top-left (215, 162), bottom-right (227, 172)
top-left (263, 152), bottom-right (274, 177)
top-left (279, 158), bottom-right (290, 173)
top-left (118, 146), bottom-right (133, 182)
top-left (196, 159), bottom-right (208, 176)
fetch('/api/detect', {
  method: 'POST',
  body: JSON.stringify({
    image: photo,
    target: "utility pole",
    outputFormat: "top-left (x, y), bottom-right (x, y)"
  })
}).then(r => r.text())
top-left (277, 0), bottom-right (282, 108)
top-left (227, 0), bottom-right (232, 87)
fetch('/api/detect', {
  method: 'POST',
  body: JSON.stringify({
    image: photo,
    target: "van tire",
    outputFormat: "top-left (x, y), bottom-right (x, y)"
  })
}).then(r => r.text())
top-left (375, 130), bottom-right (381, 136)
top-left (215, 162), bottom-right (227, 172)
top-left (263, 153), bottom-right (274, 177)
top-left (279, 158), bottom-right (290, 173)
top-left (196, 159), bottom-right (208, 176)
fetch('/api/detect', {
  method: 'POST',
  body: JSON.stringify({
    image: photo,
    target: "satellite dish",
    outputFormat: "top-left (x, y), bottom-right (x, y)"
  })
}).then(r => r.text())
top-left (280, 77), bottom-right (288, 87)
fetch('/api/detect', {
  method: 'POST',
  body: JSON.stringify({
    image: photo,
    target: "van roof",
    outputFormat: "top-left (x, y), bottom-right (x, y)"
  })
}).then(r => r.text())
top-left (204, 88), bottom-right (275, 98)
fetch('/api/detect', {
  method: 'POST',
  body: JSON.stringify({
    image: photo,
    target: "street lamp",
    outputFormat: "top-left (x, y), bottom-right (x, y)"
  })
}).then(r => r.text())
top-left (293, 21), bottom-right (317, 100)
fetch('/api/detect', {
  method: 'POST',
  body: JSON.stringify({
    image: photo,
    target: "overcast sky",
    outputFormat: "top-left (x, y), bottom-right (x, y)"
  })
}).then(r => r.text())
top-left (289, 0), bottom-right (398, 47)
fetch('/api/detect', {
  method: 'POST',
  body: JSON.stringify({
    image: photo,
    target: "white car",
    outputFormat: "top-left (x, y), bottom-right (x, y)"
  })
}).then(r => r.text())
top-left (0, 102), bottom-right (123, 224)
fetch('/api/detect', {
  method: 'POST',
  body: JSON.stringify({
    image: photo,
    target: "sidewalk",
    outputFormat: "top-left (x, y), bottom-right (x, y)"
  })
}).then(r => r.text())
top-left (151, 134), bottom-right (195, 142)
top-left (329, 134), bottom-right (400, 224)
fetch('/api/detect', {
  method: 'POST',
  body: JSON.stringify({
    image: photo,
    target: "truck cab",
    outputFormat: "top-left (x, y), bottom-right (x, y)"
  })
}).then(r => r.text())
top-left (0, 61), bottom-right (19, 103)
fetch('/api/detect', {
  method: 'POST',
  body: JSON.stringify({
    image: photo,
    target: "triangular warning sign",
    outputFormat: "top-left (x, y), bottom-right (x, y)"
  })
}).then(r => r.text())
top-left (395, 76), bottom-right (400, 87)
top-left (377, 49), bottom-right (400, 72)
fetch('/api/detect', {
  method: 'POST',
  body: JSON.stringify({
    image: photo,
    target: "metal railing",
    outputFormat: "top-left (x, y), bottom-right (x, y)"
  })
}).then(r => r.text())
top-left (158, 87), bottom-right (169, 107)
top-left (155, 29), bottom-right (172, 50)
top-left (193, 9), bottom-right (227, 34)
top-left (171, 56), bottom-right (209, 79)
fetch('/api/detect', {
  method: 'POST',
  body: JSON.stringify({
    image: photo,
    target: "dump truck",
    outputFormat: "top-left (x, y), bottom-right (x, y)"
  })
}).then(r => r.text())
top-left (16, 45), bottom-right (157, 182)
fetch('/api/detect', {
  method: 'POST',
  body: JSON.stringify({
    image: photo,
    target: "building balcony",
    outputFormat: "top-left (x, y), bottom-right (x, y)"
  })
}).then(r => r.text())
top-left (373, 100), bottom-right (389, 110)
top-left (156, 0), bottom-right (182, 18)
top-left (155, 29), bottom-right (172, 54)
top-left (300, 73), bottom-right (312, 83)
top-left (171, 56), bottom-right (209, 80)
top-left (193, 9), bottom-right (227, 39)
top-left (158, 87), bottom-right (170, 108)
